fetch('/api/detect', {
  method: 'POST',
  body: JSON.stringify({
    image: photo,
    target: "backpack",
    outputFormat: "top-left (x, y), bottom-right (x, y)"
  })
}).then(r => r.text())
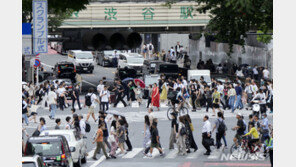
top-left (217, 119), bottom-right (226, 135)
top-left (149, 44), bottom-right (152, 51)
top-left (85, 122), bottom-right (91, 133)
top-left (85, 93), bottom-right (93, 107)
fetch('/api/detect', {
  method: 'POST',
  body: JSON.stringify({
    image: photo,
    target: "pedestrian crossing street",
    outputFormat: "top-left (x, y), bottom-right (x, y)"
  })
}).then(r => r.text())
top-left (83, 147), bottom-right (209, 167)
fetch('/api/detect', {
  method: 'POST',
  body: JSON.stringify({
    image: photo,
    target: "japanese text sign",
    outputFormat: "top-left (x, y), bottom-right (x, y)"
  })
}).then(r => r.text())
top-left (33, 0), bottom-right (48, 54)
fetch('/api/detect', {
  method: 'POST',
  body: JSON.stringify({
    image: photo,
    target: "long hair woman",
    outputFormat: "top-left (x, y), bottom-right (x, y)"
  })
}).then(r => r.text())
top-left (151, 83), bottom-right (160, 111)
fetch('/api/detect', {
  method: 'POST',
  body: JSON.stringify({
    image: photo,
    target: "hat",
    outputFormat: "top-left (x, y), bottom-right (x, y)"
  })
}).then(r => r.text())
top-left (237, 113), bottom-right (242, 117)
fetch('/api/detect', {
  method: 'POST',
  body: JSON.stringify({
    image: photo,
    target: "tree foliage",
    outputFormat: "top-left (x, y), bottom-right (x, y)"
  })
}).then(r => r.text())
top-left (22, 0), bottom-right (89, 31)
top-left (165, 0), bottom-right (273, 54)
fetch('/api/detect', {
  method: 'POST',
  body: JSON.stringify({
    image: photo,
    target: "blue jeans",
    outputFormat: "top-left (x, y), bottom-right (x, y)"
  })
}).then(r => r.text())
top-left (50, 104), bottom-right (57, 118)
top-left (222, 135), bottom-right (227, 146)
top-left (228, 96), bottom-right (235, 112)
top-left (235, 95), bottom-right (244, 109)
top-left (22, 113), bottom-right (28, 125)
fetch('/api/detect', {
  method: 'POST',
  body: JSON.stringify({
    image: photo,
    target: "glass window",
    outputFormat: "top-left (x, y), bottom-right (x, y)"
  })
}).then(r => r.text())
top-left (31, 142), bottom-right (62, 156)
top-left (75, 53), bottom-right (93, 59)
top-left (22, 162), bottom-right (36, 167)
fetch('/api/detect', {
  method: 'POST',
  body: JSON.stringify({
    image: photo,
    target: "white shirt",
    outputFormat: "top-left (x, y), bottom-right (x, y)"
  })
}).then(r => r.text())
top-left (244, 85), bottom-right (253, 94)
top-left (263, 69), bottom-right (270, 79)
top-left (202, 120), bottom-right (211, 134)
top-left (97, 84), bottom-right (104, 93)
top-left (57, 87), bottom-right (66, 96)
top-left (251, 84), bottom-right (258, 94)
top-left (79, 120), bottom-right (86, 136)
top-left (100, 90), bottom-right (110, 102)
top-left (22, 100), bottom-right (27, 110)
top-left (252, 92), bottom-right (266, 104)
top-left (182, 80), bottom-right (188, 88)
top-left (217, 85), bottom-right (224, 94)
top-left (253, 68), bottom-right (258, 75)
top-left (47, 91), bottom-right (57, 105)
top-left (86, 93), bottom-right (98, 107)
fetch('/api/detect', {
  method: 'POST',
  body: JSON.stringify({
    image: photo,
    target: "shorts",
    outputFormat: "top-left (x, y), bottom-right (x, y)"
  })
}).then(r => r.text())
top-left (235, 133), bottom-right (243, 142)
top-left (213, 103), bottom-right (220, 108)
top-left (88, 106), bottom-right (95, 114)
top-left (150, 143), bottom-right (160, 148)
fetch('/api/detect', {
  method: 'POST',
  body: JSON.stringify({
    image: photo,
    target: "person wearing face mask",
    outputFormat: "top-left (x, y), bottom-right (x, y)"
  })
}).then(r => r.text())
top-left (71, 84), bottom-right (82, 110)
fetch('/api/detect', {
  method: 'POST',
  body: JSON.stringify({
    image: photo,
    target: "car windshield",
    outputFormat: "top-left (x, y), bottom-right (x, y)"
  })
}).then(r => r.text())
top-left (22, 162), bottom-right (36, 167)
top-left (31, 141), bottom-right (63, 156)
top-left (127, 57), bottom-right (144, 64)
top-left (76, 53), bottom-right (93, 59)
top-left (104, 51), bottom-right (120, 56)
top-left (159, 65), bottom-right (178, 73)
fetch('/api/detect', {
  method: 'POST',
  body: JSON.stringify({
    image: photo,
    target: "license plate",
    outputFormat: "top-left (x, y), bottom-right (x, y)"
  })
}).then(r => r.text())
top-left (83, 68), bottom-right (88, 70)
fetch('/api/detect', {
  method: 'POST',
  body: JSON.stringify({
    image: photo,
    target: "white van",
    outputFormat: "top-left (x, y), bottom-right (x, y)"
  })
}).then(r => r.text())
top-left (187, 70), bottom-right (211, 85)
top-left (68, 50), bottom-right (94, 73)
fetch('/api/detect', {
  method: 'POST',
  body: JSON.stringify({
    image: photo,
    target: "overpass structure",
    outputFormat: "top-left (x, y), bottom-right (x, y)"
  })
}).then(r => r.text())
top-left (58, 1), bottom-right (211, 51)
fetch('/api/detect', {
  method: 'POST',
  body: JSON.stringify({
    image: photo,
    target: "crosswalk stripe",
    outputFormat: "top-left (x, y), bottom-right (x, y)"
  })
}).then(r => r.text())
top-left (208, 149), bottom-right (221, 159)
top-left (186, 149), bottom-right (204, 159)
top-left (151, 148), bottom-right (161, 158)
top-left (87, 148), bottom-right (96, 159)
top-left (123, 148), bottom-right (143, 159)
top-left (89, 155), bottom-right (105, 167)
top-left (165, 149), bottom-right (178, 159)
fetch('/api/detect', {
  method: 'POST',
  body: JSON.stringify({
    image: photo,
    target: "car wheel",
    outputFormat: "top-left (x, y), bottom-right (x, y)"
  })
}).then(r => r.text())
top-left (81, 156), bottom-right (87, 164)
top-left (89, 70), bottom-right (93, 74)
top-left (74, 157), bottom-right (81, 167)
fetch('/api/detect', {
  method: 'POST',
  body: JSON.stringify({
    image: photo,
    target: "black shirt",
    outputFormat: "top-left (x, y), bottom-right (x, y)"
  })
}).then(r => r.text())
top-left (117, 84), bottom-right (124, 95)
top-left (237, 119), bottom-right (245, 135)
top-left (151, 127), bottom-right (159, 144)
top-left (168, 81), bottom-right (174, 91)
top-left (171, 119), bottom-right (179, 132)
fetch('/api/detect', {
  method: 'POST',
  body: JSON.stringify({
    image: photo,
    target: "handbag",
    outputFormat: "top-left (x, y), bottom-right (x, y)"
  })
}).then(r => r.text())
top-left (32, 128), bottom-right (40, 137)
top-left (189, 123), bottom-right (194, 132)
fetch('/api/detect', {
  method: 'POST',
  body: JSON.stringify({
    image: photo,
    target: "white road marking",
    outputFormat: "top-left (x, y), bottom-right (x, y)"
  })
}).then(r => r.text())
top-left (151, 148), bottom-right (161, 158)
top-left (207, 149), bottom-right (221, 159)
top-left (87, 148), bottom-right (96, 159)
top-left (164, 149), bottom-right (178, 159)
top-left (41, 63), bottom-right (54, 68)
top-left (89, 155), bottom-right (105, 167)
top-left (186, 149), bottom-right (204, 159)
top-left (123, 148), bottom-right (143, 159)
top-left (82, 80), bottom-right (97, 87)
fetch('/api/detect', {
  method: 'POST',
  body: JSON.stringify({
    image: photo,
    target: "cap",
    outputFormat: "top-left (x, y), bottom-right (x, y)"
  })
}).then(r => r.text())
top-left (237, 113), bottom-right (242, 117)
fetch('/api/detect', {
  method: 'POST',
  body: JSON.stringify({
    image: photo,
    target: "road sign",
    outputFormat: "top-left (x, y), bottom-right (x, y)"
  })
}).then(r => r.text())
top-left (33, 0), bottom-right (48, 54)
top-left (22, 23), bottom-right (32, 55)
top-left (34, 59), bottom-right (41, 67)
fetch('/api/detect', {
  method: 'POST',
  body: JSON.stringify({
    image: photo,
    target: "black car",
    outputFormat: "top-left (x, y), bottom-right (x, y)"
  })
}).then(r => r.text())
top-left (116, 67), bottom-right (137, 80)
top-left (156, 63), bottom-right (180, 79)
top-left (24, 135), bottom-right (75, 167)
top-left (142, 59), bottom-right (163, 75)
top-left (53, 61), bottom-right (76, 82)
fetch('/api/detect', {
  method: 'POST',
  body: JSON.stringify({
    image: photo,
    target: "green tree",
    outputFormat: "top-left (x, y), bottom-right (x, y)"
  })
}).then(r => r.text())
top-left (22, 0), bottom-right (89, 31)
top-left (165, 0), bottom-right (273, 54)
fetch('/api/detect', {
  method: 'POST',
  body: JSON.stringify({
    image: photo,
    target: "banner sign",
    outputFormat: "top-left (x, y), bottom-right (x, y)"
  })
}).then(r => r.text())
top-left (33, 0), bottom-right (48, 54)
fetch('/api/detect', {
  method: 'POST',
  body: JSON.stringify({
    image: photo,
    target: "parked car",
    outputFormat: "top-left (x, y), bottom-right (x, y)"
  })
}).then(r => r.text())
top-left (40, 130), bottom-right (87, 167)
top-left (142, 60), bottom-right (163, 75)
top-left (96, 50), bottom-right (121, 67)
top-left (24, 135), bottom-right (74, 167)
top-left (53, 61), bottom-right (76, 83)
top-left (68, 50), bottom-right (94, 73)
top-left (22, 155), bottom-right (47, 167)
top-left (118, 53), bottom-right (144, 75)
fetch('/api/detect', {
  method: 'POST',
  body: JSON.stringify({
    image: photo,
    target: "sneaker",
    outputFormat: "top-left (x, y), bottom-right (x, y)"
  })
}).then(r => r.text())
top-left (160, 151), bottom-right (165, 156)
top-left (146, 153), bottom-right (152, 157)
top-left (126, 149), bottom-right (132, 152)
top-left (92, 157), bottom-right (98, 160)
top-left (106, 156), bottom-right (111, 160)
top-left (110, 155), bottom-right (116, 159)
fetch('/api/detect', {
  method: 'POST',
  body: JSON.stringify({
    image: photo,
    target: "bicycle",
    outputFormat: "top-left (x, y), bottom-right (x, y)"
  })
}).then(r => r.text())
top-left (167, 102), bottom-right (189, 120)
top-left (230, 137), bottom-right (269, 160)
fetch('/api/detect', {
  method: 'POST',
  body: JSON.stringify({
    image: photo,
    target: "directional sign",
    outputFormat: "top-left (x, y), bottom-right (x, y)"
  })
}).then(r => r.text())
top-left (34, 59), bottom-right (41, 67)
